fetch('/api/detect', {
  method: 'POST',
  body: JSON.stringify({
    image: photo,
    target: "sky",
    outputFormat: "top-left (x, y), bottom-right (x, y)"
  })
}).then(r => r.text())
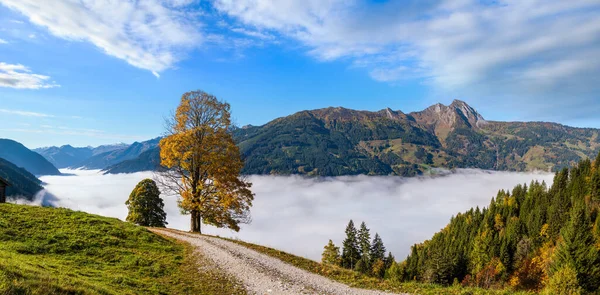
top-left (0, 0), bottom-right (599, 148)
top-left (34, 169), bottom-right (555, 260)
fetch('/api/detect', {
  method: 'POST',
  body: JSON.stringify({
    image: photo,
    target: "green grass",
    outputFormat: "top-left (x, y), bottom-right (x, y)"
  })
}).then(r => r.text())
top-left (217, 235), bottom-right (534, 295)
top-left (0, 204), bottom-right (246, 295)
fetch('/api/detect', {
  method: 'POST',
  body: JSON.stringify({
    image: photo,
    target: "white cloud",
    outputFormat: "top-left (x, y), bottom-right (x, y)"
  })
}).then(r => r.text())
top-left (0, 0), bottom-right (203, 76)
top-left (214, 0), bottom-right (600, 106)
top-left (231, 27), bottom-right (275, 40)
top-left (39, 169), bottom-right (554, 261)
top-left (0, 38), bottom-right (7, 44)
top-left (0, 62), bottom-right (59, 89)
top-left (0, 108), bottom-right (54, 117)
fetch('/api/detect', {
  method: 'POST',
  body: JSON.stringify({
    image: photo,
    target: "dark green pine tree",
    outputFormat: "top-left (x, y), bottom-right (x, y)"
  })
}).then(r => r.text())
top-left (551, 205), bottom-right (600, 292)
top-left (590, 169), bottom-right (600, 203)
top-left (341, 220), bottom-right (361, 269)
top-left (370, 233), bottom-right (386, 264)
top-left (358, 222), bottom-right (371, 262)
top-left (384, 251), bottom-right (395, 270)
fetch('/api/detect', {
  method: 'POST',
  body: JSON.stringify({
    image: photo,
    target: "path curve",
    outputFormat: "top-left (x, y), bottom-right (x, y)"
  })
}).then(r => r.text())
top-left (150, 228), bottom-right (405, 295)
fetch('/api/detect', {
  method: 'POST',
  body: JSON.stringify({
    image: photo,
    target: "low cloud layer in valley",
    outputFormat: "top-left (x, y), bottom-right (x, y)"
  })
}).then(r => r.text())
top-left (37, 170), bottom-right (555, 261)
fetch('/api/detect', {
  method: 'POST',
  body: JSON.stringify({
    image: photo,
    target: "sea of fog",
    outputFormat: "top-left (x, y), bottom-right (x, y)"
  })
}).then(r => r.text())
top-left (34, 169), bottom-right (555, 261)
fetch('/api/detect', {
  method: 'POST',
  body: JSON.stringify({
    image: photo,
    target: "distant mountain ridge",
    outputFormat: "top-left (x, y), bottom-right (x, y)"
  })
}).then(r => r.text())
top-left (35, 138), bottom-right (161, 170)
top-left (34, 143), bottom-right (128, 168)
top-left (38, 101), bottom-right (600, 176)
top-left (0, 139), bottom-right (61, 176)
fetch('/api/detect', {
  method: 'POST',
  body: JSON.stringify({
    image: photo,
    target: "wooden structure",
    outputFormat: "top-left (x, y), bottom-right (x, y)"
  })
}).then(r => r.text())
top-left (0, 177), bottom-right (9, 203)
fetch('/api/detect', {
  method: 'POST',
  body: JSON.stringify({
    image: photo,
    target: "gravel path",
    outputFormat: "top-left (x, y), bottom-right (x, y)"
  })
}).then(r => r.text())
top-left (151, 228), bottom-right (405, 295)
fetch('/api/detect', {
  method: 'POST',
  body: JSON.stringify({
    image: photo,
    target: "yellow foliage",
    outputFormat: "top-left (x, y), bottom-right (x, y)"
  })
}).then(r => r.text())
top-left (159, 91), bottom-right (254, 232)
top-left (494, 214), bottom-right (504, 231)
top-left (540, 223), bottom-right (550, 238)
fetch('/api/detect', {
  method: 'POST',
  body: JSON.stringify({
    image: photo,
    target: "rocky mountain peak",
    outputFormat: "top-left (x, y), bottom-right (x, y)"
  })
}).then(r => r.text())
top-left (449, 99), bottom-right (486, 127)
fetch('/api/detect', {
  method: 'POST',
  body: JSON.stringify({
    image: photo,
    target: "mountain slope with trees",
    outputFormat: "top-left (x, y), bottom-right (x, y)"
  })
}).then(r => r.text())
top-left (233, 100), bottom-right (600, 176)
top-left (0, 139), bottom-right (60, 176)
top-left (388, 153), bottom-right (600, 293)
top-left (0, 157), bottom-right (43, 200)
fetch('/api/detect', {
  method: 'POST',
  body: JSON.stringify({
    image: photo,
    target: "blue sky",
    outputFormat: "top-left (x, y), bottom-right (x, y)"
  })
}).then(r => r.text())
top-left (0, 0), bottom-right (599, 149)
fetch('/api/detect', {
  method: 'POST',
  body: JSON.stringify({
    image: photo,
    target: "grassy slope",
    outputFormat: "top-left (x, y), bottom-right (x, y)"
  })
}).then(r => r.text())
top-left (216, 236), bottom-right (534, 295)
top-left (0, 204), bottom-right (245, 295)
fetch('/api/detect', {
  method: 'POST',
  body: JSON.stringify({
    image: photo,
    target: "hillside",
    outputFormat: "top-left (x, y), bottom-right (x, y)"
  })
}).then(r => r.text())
top-left (393, 154), bottom-right (600, 293)
top-left (0, 204), bottom-right (245, 295)
top-left (233, 100), bottom-right (600, 176)
top-left (0, 139), bottom-right (60, 176)
top-left (0, 158), bottom-right (43, 199)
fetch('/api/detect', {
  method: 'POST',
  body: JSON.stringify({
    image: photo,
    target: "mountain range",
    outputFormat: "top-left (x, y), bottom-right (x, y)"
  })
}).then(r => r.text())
top-left (33, 143), bottom-right (127, 168)
top-left (232, 100), bottom-right (600, 176)
top-left (34, 100), bottom-right (600, 176)
top-left (34, 138), bottom-right (161, 170)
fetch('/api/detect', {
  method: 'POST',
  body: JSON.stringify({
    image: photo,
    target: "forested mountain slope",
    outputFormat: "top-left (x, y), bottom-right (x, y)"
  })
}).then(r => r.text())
top-left (0, 157), bottom-right (43, 199)
top-left (390, 153), bottom-right (600, 293)
top-left (233, 100), bottom-right (600, 176)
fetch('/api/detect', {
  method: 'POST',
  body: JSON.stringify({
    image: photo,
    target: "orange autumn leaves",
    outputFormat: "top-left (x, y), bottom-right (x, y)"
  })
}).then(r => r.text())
top-left (159, 91), bottom-right (253, 232)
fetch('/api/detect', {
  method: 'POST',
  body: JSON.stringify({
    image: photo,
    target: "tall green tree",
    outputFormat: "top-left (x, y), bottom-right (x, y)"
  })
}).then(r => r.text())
top-left (341, 220), bottom-right (360, 269)
top-left (551, 205), bottom-right (600, 292)
top-left (358, 222), bottom-right (371, 261)
top-left (125, 179), bottom-right (167, 227)
top-left (370, 233), bottom-right (386, 264)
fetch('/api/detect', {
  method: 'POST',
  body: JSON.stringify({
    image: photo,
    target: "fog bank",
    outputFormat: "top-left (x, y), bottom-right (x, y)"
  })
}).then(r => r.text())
top-left (39, 169), bottom-right (554, 260)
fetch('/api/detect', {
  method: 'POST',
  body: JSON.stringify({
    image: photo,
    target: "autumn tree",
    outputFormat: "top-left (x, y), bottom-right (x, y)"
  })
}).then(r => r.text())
top-left (158, 90), bottom-right (254, 233)
top-left (322, 240), bottom-right (341, 265)
top-left (125, 179), bottom-right (167, 227)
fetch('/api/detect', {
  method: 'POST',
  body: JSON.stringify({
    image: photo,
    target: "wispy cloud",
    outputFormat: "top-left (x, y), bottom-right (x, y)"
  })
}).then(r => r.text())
top-left (0, 38), bottom-right (7, 44)
top-left (231, 27), bottom-right (275, 40)
top-left (214, 0), bottom-right (600, 112)
top-left (0, 108), bottom-right (54, 117)
top-left (0, 0), bottom-right (203, 77)
top-left (0, 62), bottom-right (59, 89)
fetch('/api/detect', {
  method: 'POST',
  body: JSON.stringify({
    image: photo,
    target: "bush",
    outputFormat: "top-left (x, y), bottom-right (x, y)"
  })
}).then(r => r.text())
top-left (544, 266), bottom-right (582, 295)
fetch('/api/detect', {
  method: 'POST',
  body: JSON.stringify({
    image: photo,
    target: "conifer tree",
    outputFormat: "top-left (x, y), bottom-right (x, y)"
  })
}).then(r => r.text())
top-left (125, 179), bottom-right (167, 227)
top-left (321, 239), bottom-right (341, 265)
top-left (370, 233), bottom-right (386, 264)
top-left (551, 205), bottom-right (600, 292)
top-left (357, 222), bottom-right (371, 263)
top-left (341, 220), bottom-right (360, 269)
top-left (384, 252), bottom-right (395, 270)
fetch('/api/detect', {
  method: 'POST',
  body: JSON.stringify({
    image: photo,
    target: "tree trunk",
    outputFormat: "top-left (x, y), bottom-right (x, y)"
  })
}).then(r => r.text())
top-left (197, 213), bottom-right (202, 234)
top-left (191, 210), bottom-right (200, 232)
